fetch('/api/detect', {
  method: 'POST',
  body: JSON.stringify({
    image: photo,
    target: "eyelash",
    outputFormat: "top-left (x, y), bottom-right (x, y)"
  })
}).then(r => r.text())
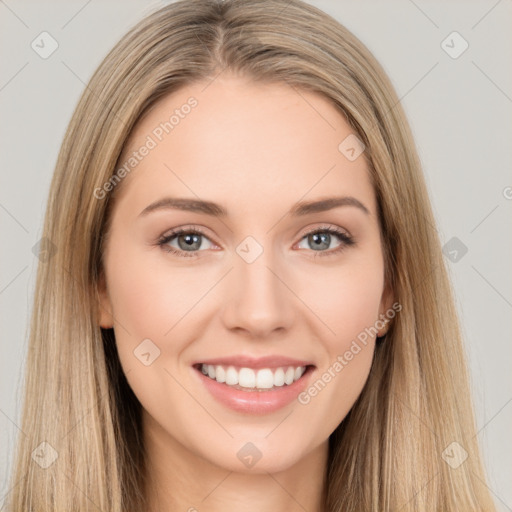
top-left (156, 224), bottom-right (355, 259)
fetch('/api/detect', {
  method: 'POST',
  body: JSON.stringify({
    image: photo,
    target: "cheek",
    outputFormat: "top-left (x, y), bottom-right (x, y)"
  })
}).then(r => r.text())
top-left (104, 246), bottom-right (204, 420)
top-left (297, 253), bottom-right (385, 348)
top-left (106, 246), bottom-right (212, 343)
top-left (293, 250), bottom-right (384, 418)
top-left (108, 237), bottom-right (385, 371)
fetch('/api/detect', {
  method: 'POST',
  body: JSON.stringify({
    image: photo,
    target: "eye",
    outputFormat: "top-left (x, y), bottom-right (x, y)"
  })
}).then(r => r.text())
top-left (295, 225), bottom-right (354, 257)
top-left (157, 226), bottom-right (216, 257)
top-left (157, 224), bottom-right (355, 258)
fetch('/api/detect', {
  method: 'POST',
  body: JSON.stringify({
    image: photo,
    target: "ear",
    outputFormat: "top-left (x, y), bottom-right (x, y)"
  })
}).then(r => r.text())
top-left (377, 279), bottom-right (395, 337)
top-left (378, 279), bottom-right (394, 314)
top-left (96, 269), bottom-right (114, 329)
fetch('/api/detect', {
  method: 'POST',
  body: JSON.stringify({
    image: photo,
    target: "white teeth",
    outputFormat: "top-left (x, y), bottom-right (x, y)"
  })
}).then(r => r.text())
top-left (200, 364), bottom-right (307, 389)
top-left (256, 369), bottom-right (274, 389)
top-left (273, 368), bottom-right (285, 387)
top-left (215, 365), bottom-right (226, 383)
top-left (225, 366), bottom-right (239, 386)
top-left (284, 367), bottom-right (295, 385)
top-left (239, 368), bottom-right (256, 388)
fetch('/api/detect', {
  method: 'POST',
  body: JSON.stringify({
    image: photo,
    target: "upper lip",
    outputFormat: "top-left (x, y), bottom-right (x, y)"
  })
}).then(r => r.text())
top-left (193, 355), bottom-right (314, 370)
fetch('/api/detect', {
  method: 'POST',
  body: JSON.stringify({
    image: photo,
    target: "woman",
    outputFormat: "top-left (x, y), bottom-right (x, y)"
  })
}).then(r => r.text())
top-left (6, 0), bottom-right (497, 510)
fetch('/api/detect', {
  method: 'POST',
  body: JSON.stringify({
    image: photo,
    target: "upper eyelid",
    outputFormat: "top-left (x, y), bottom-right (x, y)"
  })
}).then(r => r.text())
top-left (302, 224), bottom-right (351, 236)
top-left (159, 224), bottom-right (352, 248)
top-left (160, 223), bottom-right (350, 238)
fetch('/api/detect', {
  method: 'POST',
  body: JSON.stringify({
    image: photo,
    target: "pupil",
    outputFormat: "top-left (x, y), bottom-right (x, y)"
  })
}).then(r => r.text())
top-left (181, 234), bottom-right (200, 250)
top-left (311, 233), bottom-right (329, 250)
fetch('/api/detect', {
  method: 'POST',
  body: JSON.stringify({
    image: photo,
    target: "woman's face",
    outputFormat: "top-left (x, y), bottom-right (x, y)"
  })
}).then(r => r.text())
top-left (99, 74), bottom-right (391, 474)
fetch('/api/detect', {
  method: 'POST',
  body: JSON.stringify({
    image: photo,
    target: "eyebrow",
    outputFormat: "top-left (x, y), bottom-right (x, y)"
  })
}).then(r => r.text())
top-left (138, 195), bottom-right (370, 218)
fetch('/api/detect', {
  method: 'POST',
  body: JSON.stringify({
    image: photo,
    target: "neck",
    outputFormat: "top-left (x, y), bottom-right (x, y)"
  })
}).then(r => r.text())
top-left (142, 410), bottom-right (328, 512)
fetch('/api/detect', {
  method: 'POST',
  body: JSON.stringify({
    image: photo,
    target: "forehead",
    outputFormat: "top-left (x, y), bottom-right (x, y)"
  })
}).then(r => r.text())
top-left (114, 75), bottom-right (375, 218)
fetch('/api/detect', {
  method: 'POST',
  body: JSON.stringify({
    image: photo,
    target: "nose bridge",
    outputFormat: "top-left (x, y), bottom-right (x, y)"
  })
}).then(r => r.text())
top-left (221, 235), bottom-right (294, 335)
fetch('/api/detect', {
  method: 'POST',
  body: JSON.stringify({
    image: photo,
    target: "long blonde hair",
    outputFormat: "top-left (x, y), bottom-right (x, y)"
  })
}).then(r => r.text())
top-left (6, 0), bottom-right (496, 510)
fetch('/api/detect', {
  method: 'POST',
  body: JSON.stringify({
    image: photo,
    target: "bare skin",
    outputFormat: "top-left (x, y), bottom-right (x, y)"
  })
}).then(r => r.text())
top-left (98, 73), bottom-right (392, 512)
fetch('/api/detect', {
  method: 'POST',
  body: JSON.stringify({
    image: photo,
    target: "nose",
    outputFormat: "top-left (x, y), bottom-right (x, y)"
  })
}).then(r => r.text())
top-left (220, 246), bottom-right (296, 339)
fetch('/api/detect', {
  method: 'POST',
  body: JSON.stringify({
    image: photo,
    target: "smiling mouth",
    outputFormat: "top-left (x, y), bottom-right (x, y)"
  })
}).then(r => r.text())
top-left (193, 363), bottom-right (314, 392)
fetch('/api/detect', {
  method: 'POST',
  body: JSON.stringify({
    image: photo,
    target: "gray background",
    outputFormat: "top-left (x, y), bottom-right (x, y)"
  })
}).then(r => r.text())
top-left (1, 0), bottom-right (511, 509)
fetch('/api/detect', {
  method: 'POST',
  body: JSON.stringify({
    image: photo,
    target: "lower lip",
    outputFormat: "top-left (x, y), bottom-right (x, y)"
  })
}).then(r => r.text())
top-left (193, 366), bottom-right (314, 414)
